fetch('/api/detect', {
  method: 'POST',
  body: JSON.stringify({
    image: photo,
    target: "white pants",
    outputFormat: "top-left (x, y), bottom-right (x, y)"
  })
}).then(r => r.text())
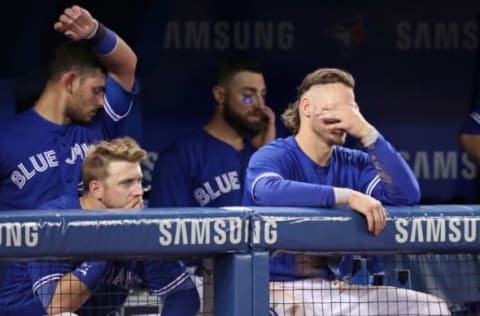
top-left (270, 278), bottom-right (451, 316)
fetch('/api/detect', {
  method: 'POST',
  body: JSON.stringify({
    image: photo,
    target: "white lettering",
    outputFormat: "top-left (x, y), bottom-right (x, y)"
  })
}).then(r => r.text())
top-left (164, 20), bottom-right (295, 51)
top-left (395, 218), bottom-right (479, 243)
top-left (158, 221), bottom-right (172, 246)
top-left (228, 171), bottom-right (240, 190)
top-left (193, 171), bottom-right (242, 206)
top-left (191, 220), bottom-right (210, 245)
top-left (461, 153), bottom-right (477, 180)
top-left (396, 20), bottom-right (478, 51)
top-left (216, 174), bottom-right (232, 193)
top-left (18, 162), bottom-right (35, 180)
top-left (204, 182), bottom-right (221, 200)
top-left (11, 171), bottom-right (26, 189)
top-left (413, 151), bottom-right (430, 179)
top-left (157, 218), bottom-right (277, 246)
top-left (25, 224), bottom-right (38, 247)
top-left (264, 220), bottom-right (277, 244)
top-left (448, 219), bottom-right (462, 242)
top-left (213, 220), bottom-right (227, 244)
top-left (174, 220), bottom-right (189, 245)
top-left (395, 218), bottom-right (409, 243)
top-left (400, 150), bottom-right (476, 180)
top-left (66, 143), bottom-right (89, 165)
top-left (433, 151), bottom-right (457, 179)
top-left (193, 188), bottom-right (210, 206)
top-left (426, 218), bottom-right (445, 242)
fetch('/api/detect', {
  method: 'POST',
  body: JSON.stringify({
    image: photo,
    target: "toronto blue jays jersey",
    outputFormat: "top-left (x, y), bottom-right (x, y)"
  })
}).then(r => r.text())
top-left (29, 259), bottom-right (192, 316)
top-left (0, 195), bottom-right (196, 316)
top-left (242, 134), bottom-right (420, 281)
top-left (0, 75), bottom-right (139, 211)
top-left (149, 129), bottom-right (255, 207)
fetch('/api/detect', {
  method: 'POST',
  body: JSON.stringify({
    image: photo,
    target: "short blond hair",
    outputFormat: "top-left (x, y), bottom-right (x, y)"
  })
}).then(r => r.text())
top-left (82, 137), bottom-right (147, 192)
top-left (281, 68), bottom-right (355, 133)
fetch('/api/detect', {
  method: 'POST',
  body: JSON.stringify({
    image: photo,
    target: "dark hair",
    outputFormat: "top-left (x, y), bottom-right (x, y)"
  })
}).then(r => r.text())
top-left (212, 56), bottom-right (263, 86)
top-left (47, 40), bottom-right (107, 80)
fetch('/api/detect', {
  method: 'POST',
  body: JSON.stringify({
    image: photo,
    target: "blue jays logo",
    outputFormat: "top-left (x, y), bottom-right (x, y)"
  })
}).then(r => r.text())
top-left (324, 14), bottom-right (366, 58)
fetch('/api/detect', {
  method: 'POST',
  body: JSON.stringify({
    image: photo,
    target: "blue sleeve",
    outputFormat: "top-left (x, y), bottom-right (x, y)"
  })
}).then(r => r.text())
top-left (99, 74), bottom-right (140, 138)
top-left (104, 75), bottom-right (140, 120)
top-left (29, 261), bottom-right (72, 310)
top-left (149, 147), bottom-right (193, 207)
top-left (141, 261), bottom-right (199, 316)
top-left (244, 146), bottom-right (335, 207)
top-left (253, 177), bottom-right (336, 207)
top-left (141, 261), bottom-right (194, 299)
top-left (363, 134), bottom-right (421, 205)
top-left (459, 108), bottom-right (480, 134)
top-left (71, 261), bottom-right (110, 292)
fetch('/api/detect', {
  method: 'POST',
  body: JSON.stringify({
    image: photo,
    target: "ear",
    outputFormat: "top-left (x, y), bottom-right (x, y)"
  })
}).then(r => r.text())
top-left (212, 85), bottom-right (226, 105)
top-left (299, 96), bottom-right (312, 118)
top-left (89, 180), bottom-right (104, 200)
top-left (61, 71), bottom-right (79, 95)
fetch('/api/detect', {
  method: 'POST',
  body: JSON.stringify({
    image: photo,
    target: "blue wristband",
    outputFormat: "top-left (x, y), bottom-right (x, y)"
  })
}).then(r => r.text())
top-left (89, 23), bottom-right (118, 56)
top-left (72, 261), bottom-right (109, 291)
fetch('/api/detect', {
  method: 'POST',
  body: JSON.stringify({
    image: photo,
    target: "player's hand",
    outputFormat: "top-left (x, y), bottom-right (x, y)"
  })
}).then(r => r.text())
top-left (54, 5), bottom-right (97, 41)
top-left (347, 191), bottom-right (387, 235)
top-left (317, 103), bottom-right (373, 140)
top-left (123, 196), bottom-right (144, 209)
top-left (251, 105), bottom-right (276, 149)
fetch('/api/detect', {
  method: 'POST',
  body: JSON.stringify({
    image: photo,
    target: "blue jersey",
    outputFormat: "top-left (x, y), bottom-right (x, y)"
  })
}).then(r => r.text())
top-left (149, 129), bottom-right (255, 207)
top-left (0, 195), bottom-right (196, 316)
top-left (242, 135), bottom-right (420, 281)
top-left (29, 260), bottom-right (192, 316)
top-left (0, 75), bottom-right (139, 211)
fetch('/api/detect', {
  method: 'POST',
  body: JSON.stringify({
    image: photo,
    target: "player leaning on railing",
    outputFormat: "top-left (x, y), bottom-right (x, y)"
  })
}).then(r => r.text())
top-left (242, 67), bottom-right (451, 315)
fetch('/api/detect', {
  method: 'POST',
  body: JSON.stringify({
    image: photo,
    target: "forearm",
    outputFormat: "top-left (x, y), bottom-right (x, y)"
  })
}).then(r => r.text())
top-left (366, 134), bottom-right (420, 204)
top-left (252, 176), bottom-right (335, 207)
top-left (91, 24), bottom-right (138, 91)
top-left (47, 273), bottom-right (91, 315)
top-left (46, 261), bottom-right (108, 314)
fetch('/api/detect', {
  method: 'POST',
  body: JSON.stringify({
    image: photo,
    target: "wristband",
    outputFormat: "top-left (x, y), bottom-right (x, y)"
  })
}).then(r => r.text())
top-left (333, 187), bottom-right (353, 206)
top-left (87, 22), bottom-right (118, 56)
top-left (72, 261), bottom-right (109, 291)
top-left (361, 127), bottom-right (379, 147)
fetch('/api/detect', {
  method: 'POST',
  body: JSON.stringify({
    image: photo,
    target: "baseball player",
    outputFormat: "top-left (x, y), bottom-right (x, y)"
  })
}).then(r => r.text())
top-left (147, 56), bottom-right (276, 314)
top-left (242, 67), bottom-right (451, 315)
top-left (0, 3), bottom-right (140, 311)
top-left (1, 137), bottom-right (199, 316)
top-left (0, 5), bottom-right (139, 211)
top-left (148, 56), bottom-right (276, 208)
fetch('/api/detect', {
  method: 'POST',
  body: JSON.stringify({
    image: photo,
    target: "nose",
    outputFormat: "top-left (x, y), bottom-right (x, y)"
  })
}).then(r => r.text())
top-left (96, 95), bottom-right (104, 109)
top-left (132, 182), bottom-right (144, 196)
top-left (252, 93), bottom-right (265, 108)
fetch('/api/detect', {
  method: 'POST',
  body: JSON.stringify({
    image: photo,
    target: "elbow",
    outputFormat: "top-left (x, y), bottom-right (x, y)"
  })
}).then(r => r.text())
top-left (397, 184), bottom-right (421, 206)
top-left (400, 175), bottom-right (422, 205)
top-left (408, 180), bottom-right (422, 205)
top-left (123, 56), bottom-right (138, 83)
top-left (406, 189), bottom-right (421, 205)
top-left (128, 53), bottom-right (138, 75)
top-left (252, 187), bottom-right (282, 206)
